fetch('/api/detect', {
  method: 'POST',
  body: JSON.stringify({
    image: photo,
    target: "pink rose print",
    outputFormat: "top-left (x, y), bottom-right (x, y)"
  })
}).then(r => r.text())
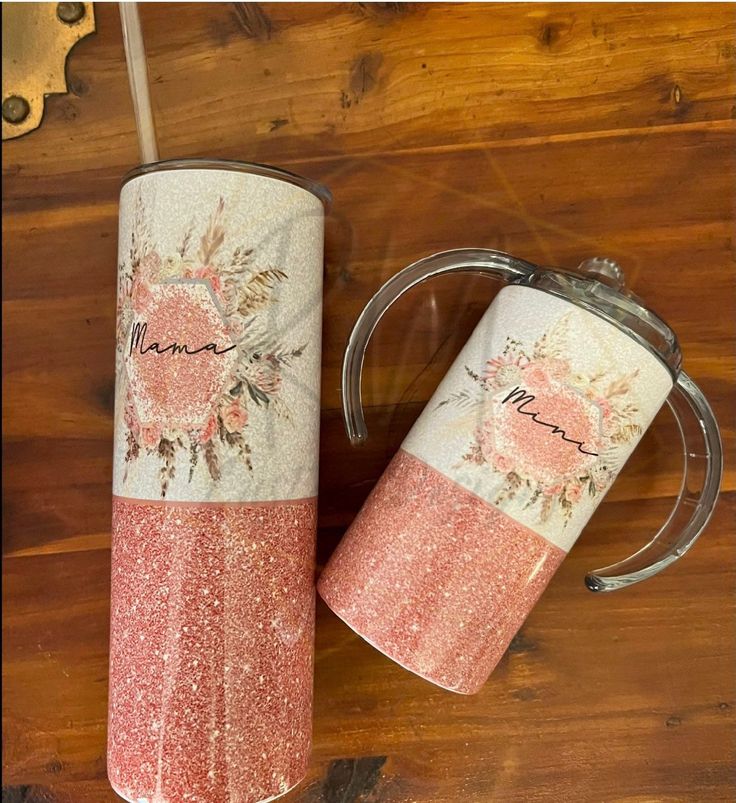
top-left (131, 278), bottom-right (153, 313)
top-left (199, 415), bottom-right (218, 444)
top-left (227, 318), bottom-right (247, 341)
top-left (124, 400), bottom-right (140, 439)
top-left (544, 483), bottom-right (563, 497)
top-left (139, 252), bottom-right (162, 283)
top-left (522, 363), bottom-right (549, 387)
top-left (590, 465), bottom-right (611, 492)
top-left (255, 364), bottom-right (282, 395)
top-left (222, 401), bottom-right (248, 434)
top-left (195, 265), bottom-right (222, 298)
top-left (541, 358), bottom-right (571, 381)
top-left (140, 425), bottom-right (162, 450)
top-left (565, 484), bottom-right (582, 503)
top-left (596, 397), bottom-right (613, 419)
top-left (492, 454), bottom-right (514, 473)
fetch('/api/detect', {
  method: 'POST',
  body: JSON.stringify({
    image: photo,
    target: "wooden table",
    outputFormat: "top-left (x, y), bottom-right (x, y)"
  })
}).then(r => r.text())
top-left (3, 3), bottom-right (735, 801)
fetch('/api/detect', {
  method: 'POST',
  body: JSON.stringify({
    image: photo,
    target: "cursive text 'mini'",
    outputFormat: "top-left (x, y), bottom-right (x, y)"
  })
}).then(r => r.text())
top-left (501, 386), bottom-right (599, 457)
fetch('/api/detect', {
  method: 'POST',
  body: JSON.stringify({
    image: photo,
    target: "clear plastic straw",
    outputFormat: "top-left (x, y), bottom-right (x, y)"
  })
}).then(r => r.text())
top-left (119, 2), bottom-right (159, 164)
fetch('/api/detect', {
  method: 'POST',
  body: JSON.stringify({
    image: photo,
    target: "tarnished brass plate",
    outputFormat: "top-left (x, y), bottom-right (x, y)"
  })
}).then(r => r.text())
top-left (2, 2), bottom-right (96, 140)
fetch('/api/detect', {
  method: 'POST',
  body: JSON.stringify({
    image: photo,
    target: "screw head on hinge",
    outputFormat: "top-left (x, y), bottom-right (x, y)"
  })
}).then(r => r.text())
top-left (57, 2), bottom-right (86, 24)
top-left (2, 96), bottom-right (31, 124)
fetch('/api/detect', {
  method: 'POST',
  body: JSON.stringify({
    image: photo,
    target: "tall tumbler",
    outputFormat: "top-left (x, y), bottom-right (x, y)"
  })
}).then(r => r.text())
top-left (108, 160), bottom-right (329, 803)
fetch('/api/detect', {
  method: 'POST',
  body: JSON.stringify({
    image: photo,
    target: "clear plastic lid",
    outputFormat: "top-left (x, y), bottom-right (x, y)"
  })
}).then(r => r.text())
top-left (526, 258), bottom-right (681, 377)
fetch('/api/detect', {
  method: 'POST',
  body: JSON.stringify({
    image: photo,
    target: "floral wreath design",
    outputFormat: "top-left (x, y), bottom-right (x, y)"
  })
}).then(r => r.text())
top-left (117, 194), bottom-right (305, 497)
top-left (438, 313), bottom-right (643, 524)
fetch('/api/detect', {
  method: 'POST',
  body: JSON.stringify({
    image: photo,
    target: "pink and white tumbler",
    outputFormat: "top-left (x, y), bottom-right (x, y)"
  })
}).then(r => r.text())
top-left (318, 250), bottom-right (722, 694)
top-left (108, 160), bottom-right (329, 802)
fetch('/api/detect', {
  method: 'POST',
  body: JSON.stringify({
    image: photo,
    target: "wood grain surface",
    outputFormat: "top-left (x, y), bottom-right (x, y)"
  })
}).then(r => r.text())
top-left (3, 3), bottom-right (735, 801)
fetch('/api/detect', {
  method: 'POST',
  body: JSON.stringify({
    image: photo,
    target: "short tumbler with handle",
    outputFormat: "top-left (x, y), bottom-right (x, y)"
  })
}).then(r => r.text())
top-left (318, 249), bottom-right (722, 694)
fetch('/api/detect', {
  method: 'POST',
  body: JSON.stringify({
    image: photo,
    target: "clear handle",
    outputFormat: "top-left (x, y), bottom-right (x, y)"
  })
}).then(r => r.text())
top-left (585, 372), bottom-right (723, 592)
top-left (342, 249), bottom-right (537, 444)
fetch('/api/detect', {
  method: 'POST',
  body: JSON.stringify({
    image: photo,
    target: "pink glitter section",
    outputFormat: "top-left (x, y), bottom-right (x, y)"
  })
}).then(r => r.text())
top-left (108, 496), bottom-right (316, 803)
top-left (318, 450), bottom-right (565, 695)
